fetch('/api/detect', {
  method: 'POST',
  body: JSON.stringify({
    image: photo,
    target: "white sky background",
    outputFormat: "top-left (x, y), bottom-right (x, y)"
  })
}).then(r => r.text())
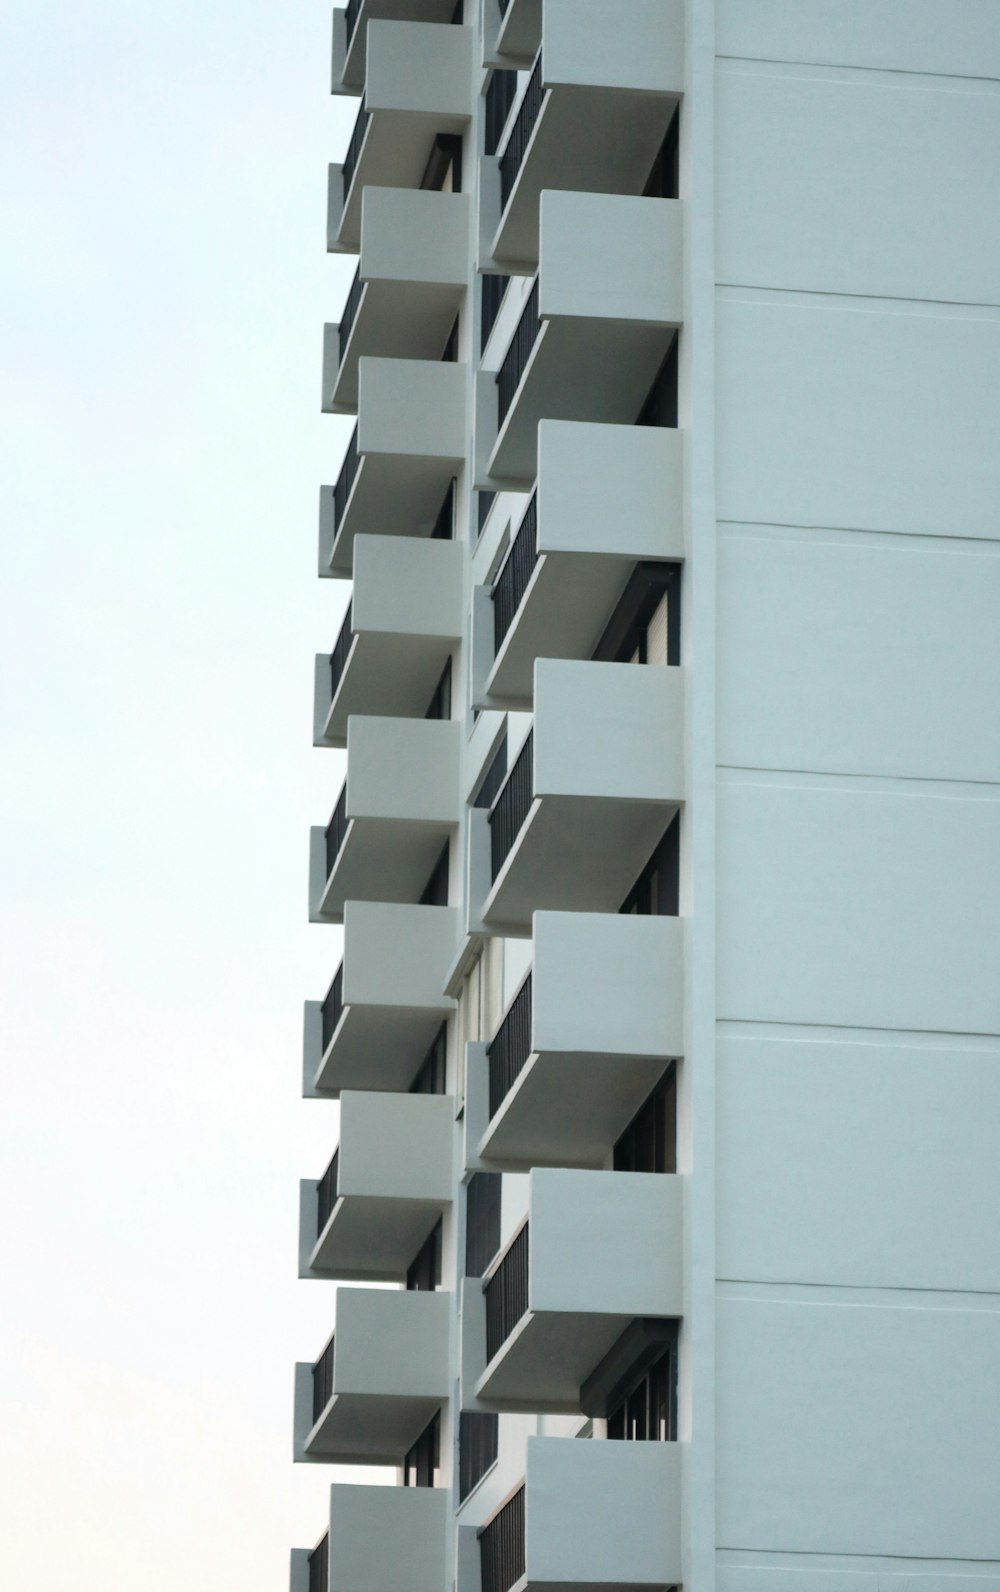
top-left (0, 2), bottom-right (381, 1584)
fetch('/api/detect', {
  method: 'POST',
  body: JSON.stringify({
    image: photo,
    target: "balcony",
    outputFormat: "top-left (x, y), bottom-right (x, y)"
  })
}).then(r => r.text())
top-left (321, 188), bottom-right (470, 414)
top-left (461, 912), bottom-right (683, 1169)
top-left (478, 192), bottom-right (683, 485)
top-left (327, 22), bottom-right (473, 253)
top-left (309, 717), bottom-right (459, 923)
top-left (476, 661), bottom-right (683, 933)
top-left (294, 1287), bottom-right (449, 1464)
top-left (291, 1485), bottom-right (447, 1592)
top-left (482, 0), bottom-right (683, 269)
top-left (314, 536), bottom-right (462, 747)
top-left (474, 1438), bottom-right (681, 1592)
top-left (332, 0), bottom-right (463, 94)
top-left (466, 1167), bottom-right (683, 1411)
top-left (319, 357), bottom-right (466, 577)
top-left (304, 900), bottom-right (458, 1096)
top-left (483, 0), bottom-right (541, 69)
top-left (299, 1090), bottom-right (453, 1282)
top-left (474, 421), bottom-right (684, 709)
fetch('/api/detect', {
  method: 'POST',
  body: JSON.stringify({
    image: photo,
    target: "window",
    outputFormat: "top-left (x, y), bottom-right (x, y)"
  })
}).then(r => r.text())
top-left (459, 1410), bottom-right (499, 1501)
top-left (485, 70), bottom-right (517, 156)
top-left (425, 659), bottom-right (452, 720)
top-left (404, 1412), bottom-right (441, 1487)
top-left (441, 314), bottom-right (460, 363)
top-left (407, 1219), bottom-right (442, 1291)
top-left (465, 1172), bottom-right (502, 1277)
top-left (614, 1068), bottom-right (677, 1174)
top-left (643, 108), bottom-right (680, 199)
top-left (419, 843), bottom-right (450, 907)
top-left (474, 737), bottom-right (508, 809)
top-left (481, 273), bottom-right (510, 354)
top-left (410, 1024), bottom-right (447, 1095)
top-left (636, 336), bottom-right (678, 428)
top-left (592, 563), bottom-right (681, 668)
top-left (477, 489), bottom-right (495, 539)
top-left (458, 939), bottom-right (504, 1050)
top-left (421, 134), bottom-right (462, 194)
top-left (431, 480), bottom-right (455, 541)
top-left (607, 1342), bottom-right (677, 1442)
top-left (620, 818), bottom-right (679, 917)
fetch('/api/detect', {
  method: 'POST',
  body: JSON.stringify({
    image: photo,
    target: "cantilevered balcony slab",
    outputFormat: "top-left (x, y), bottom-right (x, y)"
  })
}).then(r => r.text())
top-left (294, 1288), bottom-right (449, 1464)
top-left (321, 357), bottom-right (466, 578)
top-left (315, 537), bottom-right (462, 748)
top-left (475, 421), bottom-right (684, 709)
top-left (304, 901), bottom-right (458, 1097)
top-left (469, 1168), bottom-right (683, 1412)
top-left (332, 0), bottom-right (462, 94)
top-left (328, 23), bottom-right (473, 253)
top-left (300, 1090), bottom-right (453, 1282)
top-left (472, 1438), bottom-right (682, 1592)
top-left (291, 1485), bottom-right (447, 1592)
top-left (309, 718), bottom-right (460, 923)
top-left (322, 188), bottom-right (470, 414)
top-left (463, 912), bottom-right (683, 1170)
top-left (482, 0), bottom-right (541, 68)
top-left (481, 661), bottom-right (684, 934)
top-left (480, 192), bottom-right (683, 486)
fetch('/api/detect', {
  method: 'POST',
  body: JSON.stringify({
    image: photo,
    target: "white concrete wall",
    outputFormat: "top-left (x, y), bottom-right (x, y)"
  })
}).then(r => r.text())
top-left (539, 191), bottom-right (684, 326)
top-left (533, 658), bottom-right (684, 801)
top-left (529, 1168), bottom-right (683, 1318)
top-left (532, 910), bottom-right (683, 1060)
top-left (356, 357), bottom-right (467, 460)
top-left (537, 420), bottom-right (684, 559)
top-left (352, 535), bottom-right (463, 639)
top-left (337, 1090), bottom-right (454, 1201)
top-left (360, 186), bottom-right (470, 287)
top-left (346, 717), bottom-right (461, 821)
top-left (542, 0), bottom-right (684, 93)
top-left (341, 901), bottom-right (458, 1008)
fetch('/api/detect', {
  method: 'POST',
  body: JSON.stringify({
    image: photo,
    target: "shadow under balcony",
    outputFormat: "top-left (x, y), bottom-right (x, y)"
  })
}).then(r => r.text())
top-left (294, 1287), bottom-right (449, 1465)
top-left (303, 900), bottom-right (458, 1096)
top-left (291, 1484), bottom-right (447, 1592)
top-left (300, 1090), bottom-right (453, 1282)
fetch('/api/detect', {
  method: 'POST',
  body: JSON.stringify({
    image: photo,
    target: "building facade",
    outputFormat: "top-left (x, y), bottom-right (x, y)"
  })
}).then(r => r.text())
top-left (293, 3), bottom-right (1000, 1590)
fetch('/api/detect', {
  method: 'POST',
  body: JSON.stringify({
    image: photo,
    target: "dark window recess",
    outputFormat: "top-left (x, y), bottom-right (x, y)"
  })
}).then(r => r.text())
top-left (419, 843), bottom-right (450, 907)
top-left (431, 479), bottom-right (455, 541)
top-left (487, 974), bottom-right (532, 1119)
top-left (344, 0), bottom-right (361, 44)
top-left (325, 784), bottom-right (349, 880)
top-left (489, 730), bottom-right (533, 880)
top-left (636, 335), bottom-right (678, 428)
top-left (420, 134), bottom-right (463, 194)
top-left (620, 817), bottom-right (680, 918)
top-left (308, 1533), bottom-right (329, 1592)
top-left (425, 658), bottom-right (452, 721)
top-left (592, 562), bottom-right (681, 668)
top-left (465, 1171), bottom-right (502, 1278)
top-left (485, 69), bottom-right (517, 157)
top-left (581, 1318), bottom-right (679, 1430)
top-left (608, 1341), bottom-right (678, 1442)
top-left (479, 1484), bottom-right (525, 1592)
top-left (481, 272), bottom-right (510, 354)
top-left (499, 53), bottom-right (543, 210)
top-left (496, 278), bottom-right (540, 427)
top-left (316, 1147), bottom-right (340, 1236)
top-left (441, 314), bottom-right (460, 363)
top-left (321, 965), bottom-right (344, 1053)
top-left (485, 1223), bottom-right (529, 1362)
top-left (477, 490), bottom-right (496, 539)
top-left (333, 427), bottom-right (360, 534)
top-left (342, 97), bottom-right (369, 202)
top-left (643, 107), bottom-right (680, 199)
top-left (312, 1333), bottom-right (335, 1424)
top-left (450, 0), bottom-right (464, 20)
top-left (459, 1411), bottom-right (499, 1502)
top-left (614, 1068), bottom-right (677, 1175)
top-left (474, 737), bottom-right (508, 810)
top-left (407, 1219), bottom-right (443, 1292)
top-left (492, 491), bottom-right (538, 653)
top-left (410, 1023), bottom-right (447, 1095)
top-left (404, 1412), bottom-right (441, 1488)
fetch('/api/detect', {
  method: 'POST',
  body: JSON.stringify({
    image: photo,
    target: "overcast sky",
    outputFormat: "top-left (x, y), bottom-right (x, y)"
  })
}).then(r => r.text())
top-left (0, 2), bottom-right (378, 1584)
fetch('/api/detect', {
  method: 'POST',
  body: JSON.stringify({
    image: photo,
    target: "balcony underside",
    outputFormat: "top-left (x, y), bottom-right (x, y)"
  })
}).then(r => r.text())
top-left (484, 795), bottom-right (677, 934)
top-left (332, 455), bottom-right (457, 575)
top-left (339, 117), bottom-right (461, 250)
top-left (317, 818), bottom-right (453, 921)
top-left (316, 1005), bottom-right (449, 1095)
top-left (310, 1195), bottom-right (445, 1282)
top-left (490, 319), bottom-right (674, 485)
top-left (480, 1049), bottom-right (668, 1170)
top-left (325, 634), bottom-right (455, 745)
top-left (495, 0), bottom-right (540, 65)
top-left (334, 281), bottom-right (463, 412)
top-left (487, 552), bottom-right (633, 707)
top-left (477, 1308), bottom-right (633, 1413)
top-left (307, 1391), bottom-right (440, 1466)
top-left (494, 87), bottom-right (673, 268)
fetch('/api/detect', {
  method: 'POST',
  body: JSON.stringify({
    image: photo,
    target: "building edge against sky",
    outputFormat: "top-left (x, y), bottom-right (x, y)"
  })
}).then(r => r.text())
top-left (293, 4), bottom-right (1000, 1591)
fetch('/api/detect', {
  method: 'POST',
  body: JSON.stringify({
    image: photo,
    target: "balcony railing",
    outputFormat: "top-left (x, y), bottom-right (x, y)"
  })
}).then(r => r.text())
top-left (329, 600), bottom-right (354, 706)
top-left (317, 1148), bottom-right (340, 1235)
top-left (485, 1223), bottom-right (529, 1361)
top-left (492, 492), bottom-right (537, 651)
top-left (308, 1533), bottom-right (329, 1592)
top-left (486, 974), bottom-right (532, 1119)
top-left (325, 784), bottom-right (349, 881)
top-left (481, 272), bottom-right (510, 355)
top-left (333, 428), bottom-right (359, 534)
top-left (496, 279), bottom-right (540, 427)
top-left (344, 0), bottom-right (362, 45)
top-left (499, 54), bottom-right (543, 210)
top-left (312, 1333), bottom-right (336, 1424)
top-left (486, 70), bottom-right (517, 157)
top-left (489, 729), bottom-right (533, 879)
top-left (321, 965), bottom-right (345, 1052)
top-left (342, 97), bottom-right (370, 202)
top-left (479, 1484), bottom-right (525, 1592)
top-left (339, 267), bottom-right (364, 365)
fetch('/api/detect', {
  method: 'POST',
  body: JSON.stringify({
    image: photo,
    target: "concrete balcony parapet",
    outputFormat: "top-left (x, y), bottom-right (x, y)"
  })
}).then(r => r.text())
top-left (292, 1484), bottom-right (448, 1592)
top-left (332, 0), bottom-right (463, 95)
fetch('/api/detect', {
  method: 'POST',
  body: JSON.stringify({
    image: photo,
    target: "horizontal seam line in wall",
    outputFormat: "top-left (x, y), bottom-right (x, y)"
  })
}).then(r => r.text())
top-left (715, 52), bottom-right (1000, 86)
top-left (716, 1278), bottom-right (1000, 1300)
top-left (717, 517), bottom-right (1000, 543)
top-left (716, 764), bottom-right (1000, 791)
top-left (716, 282), bottom-right (1000, 312)
top-left (717, 1017), bottom-right (1000, 1040)
top-left (717, 1548), bottom-right (1000, 1565)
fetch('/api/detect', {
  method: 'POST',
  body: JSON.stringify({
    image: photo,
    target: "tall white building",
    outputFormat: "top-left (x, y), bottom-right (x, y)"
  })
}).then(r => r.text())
top-left (293, 4), bottom-right (1000, 1590)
